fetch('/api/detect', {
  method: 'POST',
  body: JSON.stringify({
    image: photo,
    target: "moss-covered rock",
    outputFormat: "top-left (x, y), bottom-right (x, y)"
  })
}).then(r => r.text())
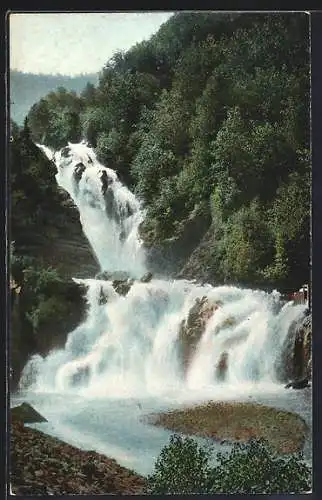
top-left (95, 270), bottom-right (131, 281)
top-left (141, 207), bottom-right (211, 276)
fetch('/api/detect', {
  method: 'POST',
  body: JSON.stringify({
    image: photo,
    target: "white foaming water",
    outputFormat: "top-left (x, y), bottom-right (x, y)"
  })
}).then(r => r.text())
top-left (20, 278), bottom-right (305, 398)
top-left (38, 141), bottom-right (146, 277)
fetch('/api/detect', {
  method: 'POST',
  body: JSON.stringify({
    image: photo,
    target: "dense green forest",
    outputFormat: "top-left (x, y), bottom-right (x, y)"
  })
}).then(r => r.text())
top-left (10, 71), bottom-right (98, 125)
top-left (13, 12), bottom-right (310, 292)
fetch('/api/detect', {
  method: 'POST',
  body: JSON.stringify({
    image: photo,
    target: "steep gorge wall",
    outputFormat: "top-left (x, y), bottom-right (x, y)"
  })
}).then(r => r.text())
top-left (10, 139), bottom-right (99, 390)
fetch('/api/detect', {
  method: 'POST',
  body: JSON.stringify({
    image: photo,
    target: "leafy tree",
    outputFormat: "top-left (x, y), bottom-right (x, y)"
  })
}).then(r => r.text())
top-left (147, 434), bottom-right (212, 494)
top-left (28, 87), bottom-right (83, 148)
top-left (263, 169), bottom-right (310, 287)
top-left (219, 200), bottom-right (274, 283)
top-left (209, 438), bottom-right (311, 494)
top-left (147, 435), bottom-right (311, 495)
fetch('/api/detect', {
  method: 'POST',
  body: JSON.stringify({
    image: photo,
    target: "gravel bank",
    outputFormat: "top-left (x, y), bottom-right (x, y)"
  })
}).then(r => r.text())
top-left (10, 420), bottom-right (147, 496)
top-left (147, 400), bottom-right (309, 454)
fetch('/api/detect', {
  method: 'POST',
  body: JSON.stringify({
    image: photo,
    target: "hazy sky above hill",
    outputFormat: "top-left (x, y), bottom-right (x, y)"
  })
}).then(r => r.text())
top-left (9, 12), bottom-right (173, 76)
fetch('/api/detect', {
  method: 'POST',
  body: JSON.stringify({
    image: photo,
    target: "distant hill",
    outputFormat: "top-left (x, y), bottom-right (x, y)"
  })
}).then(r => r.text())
top-left (9, 71), bottom-right (99, 125)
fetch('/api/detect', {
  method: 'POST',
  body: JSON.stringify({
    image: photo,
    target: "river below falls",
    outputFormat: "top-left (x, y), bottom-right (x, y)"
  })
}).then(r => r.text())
top-left (11, 383), bottom-right (312, 476)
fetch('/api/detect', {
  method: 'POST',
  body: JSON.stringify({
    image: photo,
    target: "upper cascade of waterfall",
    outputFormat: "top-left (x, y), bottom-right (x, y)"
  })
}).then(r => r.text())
top-left (38, 141), bottom-right (147, 278)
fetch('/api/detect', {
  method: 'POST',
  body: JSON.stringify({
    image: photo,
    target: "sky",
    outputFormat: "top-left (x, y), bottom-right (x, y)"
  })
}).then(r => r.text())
top-left (9, 12), bottom-right (174, 76)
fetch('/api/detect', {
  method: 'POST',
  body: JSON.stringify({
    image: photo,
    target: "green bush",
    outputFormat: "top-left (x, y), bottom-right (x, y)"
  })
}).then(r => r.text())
top-left (27, 296), bottom-right (69, 331)
top-left (147, 435), bottom-right (311, 495)
top-left (209, 438), bottom-right (311, 494)
top-left (147, 434), bottom-right (212, 494)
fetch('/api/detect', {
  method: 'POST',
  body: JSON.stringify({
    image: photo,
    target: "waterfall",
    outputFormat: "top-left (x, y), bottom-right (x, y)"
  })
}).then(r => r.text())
top-left (27, 141), bottom-right (306, 400)
top-left (20, 278), bottom-right (306, 398)
top-left (38, 141), bottom-right (146, 277)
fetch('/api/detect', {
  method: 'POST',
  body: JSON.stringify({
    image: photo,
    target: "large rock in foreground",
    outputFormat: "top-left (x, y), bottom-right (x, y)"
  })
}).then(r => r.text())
top-left (11, 403), bottom-right (47, 424)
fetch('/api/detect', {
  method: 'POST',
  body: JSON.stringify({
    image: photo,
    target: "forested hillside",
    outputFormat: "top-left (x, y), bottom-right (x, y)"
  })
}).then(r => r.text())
top-left (24, 12), bottom-right (311, 292)
top-left (10, 71), bottom-right (98, 125)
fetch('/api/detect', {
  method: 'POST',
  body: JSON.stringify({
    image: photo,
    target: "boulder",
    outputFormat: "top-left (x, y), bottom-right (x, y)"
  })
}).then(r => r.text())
top-left (98, 286), bottom-right (109, 305)
top-left (285, 377), bottom-right (310, 390)
top-left (140, 272), bottom-right (153, 283)
top-left (179, 296), bottom-right (221, 373)
top-left (11, 403), bottom-right (47, 423)
top-left (73, 163), bottom-right (86, 184)
top-left (112, 279), bottom-right (134, 296)
top-left (95, 270), bottom-right (131, 282)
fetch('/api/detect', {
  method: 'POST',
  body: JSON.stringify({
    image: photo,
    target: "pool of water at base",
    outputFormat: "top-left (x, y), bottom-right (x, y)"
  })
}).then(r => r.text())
top-left (10, 383), bottom-right (312, 477)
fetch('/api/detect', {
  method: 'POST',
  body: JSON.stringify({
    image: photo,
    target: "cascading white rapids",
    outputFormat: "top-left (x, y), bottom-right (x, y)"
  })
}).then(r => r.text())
top-left (20, 277), bottom-right (306, 398)
top-left (38, 141), bottom-right (146, 277)
top-left (26, 141), bottom-right (306, 400)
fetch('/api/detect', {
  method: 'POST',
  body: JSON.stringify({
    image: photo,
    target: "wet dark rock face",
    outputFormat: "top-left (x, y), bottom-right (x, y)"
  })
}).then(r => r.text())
top-left (73, 162), bottom-right (86, 185)
top-left (10, 278), bottom-right (87, 393)
top-left (178, 296), bottom-right (222, 374)
top-left (275, 312), bottom-right (312, 385)
top-left (140, 208), bottom-right (211, 277)
top-left (285, 377), bottom-right (310, 390)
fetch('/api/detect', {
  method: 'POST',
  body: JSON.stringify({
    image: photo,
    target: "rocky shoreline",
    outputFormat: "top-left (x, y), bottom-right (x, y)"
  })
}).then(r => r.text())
top-left (10, 420), bottom-right (147, 496)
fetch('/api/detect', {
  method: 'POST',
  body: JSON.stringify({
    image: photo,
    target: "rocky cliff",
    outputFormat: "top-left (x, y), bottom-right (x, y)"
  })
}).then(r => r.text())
top-left (10, 134), bottom-right (99, 391)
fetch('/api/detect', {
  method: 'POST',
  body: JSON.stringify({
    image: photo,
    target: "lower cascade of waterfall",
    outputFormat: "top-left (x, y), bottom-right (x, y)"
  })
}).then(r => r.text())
top-left (20, 277), bottom-right (306, 398)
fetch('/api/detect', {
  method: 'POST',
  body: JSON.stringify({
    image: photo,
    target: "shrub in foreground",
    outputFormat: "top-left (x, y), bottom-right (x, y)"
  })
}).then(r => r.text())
top-left (209, 437), bottom-right (311, 494)
top-left (147, 434), bottom-right (311, 495)
top-left (147, 434), bottom-right (212, 494)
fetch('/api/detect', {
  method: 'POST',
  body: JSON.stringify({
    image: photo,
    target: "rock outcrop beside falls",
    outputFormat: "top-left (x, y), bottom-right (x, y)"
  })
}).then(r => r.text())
top-left (10, 276), bottom-right (87, 392)
top-left (179, 296), bottom-right (222, 373)
top-left (140, 206), bottom-right (211, 276)
top-left (10, 140), bottom-right (100, 391)
top-left (276, 312), bottom-right (312, 385)
top-left (96, 271), bottom-right (154, 301)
